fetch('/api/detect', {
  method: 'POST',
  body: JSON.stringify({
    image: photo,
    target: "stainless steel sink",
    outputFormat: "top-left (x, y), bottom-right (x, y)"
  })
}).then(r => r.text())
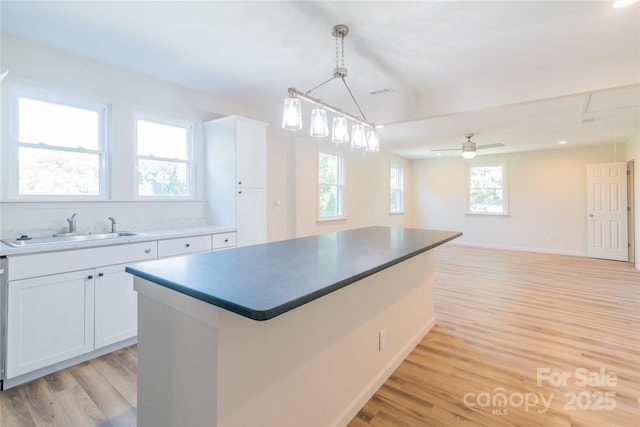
top-left (2, 231), bottom-right (144, 247)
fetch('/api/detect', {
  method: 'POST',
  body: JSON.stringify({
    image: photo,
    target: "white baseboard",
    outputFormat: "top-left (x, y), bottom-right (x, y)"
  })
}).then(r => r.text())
top-left (447, 240), bottom-right (588, 257)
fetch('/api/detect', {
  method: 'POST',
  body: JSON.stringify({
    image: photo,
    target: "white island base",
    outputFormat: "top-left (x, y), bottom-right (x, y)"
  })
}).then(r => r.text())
top-left (134, 250), bottom-right (436, 427)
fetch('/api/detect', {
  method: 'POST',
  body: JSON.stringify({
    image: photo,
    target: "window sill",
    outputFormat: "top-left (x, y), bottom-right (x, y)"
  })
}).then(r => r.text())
top-left (317, 216), bottom-right (347, 223)
top-left (389, 211), bottom-right (405, 215)
top-left (465, 211), bottom-right (510, 216)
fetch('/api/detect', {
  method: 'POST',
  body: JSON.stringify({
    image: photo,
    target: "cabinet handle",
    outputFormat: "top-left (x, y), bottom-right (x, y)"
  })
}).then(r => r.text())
top-left (224, 239), bottom-right (229, 243)
top-left (88, 275), bottom-right (94, 280)
top-left (144, 248), bottom-right (151, 254)
top-left (98, 272), bottom-right (104, 278)
top-left (238, 181), bottom-right (242, 185)
top-left (238, 190), bottom-right (242, 194)
top-left (185, 243), bottom-right (191, 248)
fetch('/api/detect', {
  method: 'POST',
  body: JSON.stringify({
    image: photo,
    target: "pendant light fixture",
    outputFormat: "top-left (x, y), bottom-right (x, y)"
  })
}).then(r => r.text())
top-left (351, 123), bottom-right (366, 149)
top-left (281, 24), bottom-right (380, 152)
top-left (282, 97), bottom-right (302, 130)
top-left (310, 107), bottom-right (329, 137)
top-left (332, 116), bottom-right (349, 143)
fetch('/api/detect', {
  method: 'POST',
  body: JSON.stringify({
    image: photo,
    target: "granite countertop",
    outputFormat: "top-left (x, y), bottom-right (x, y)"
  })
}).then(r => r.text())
top-left (126, 226), bottom-right (462, 321)
top-left (0, 225), bottom-right (236, 256)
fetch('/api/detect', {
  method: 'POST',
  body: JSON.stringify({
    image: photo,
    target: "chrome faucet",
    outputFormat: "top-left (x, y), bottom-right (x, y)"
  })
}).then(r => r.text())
top-left (67, 213), bottom-right (77, 234)
top-left (108, 217), bottom-right (117, 233)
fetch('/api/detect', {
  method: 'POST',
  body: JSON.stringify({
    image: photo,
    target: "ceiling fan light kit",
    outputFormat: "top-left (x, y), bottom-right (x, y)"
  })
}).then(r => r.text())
top-left (281, 24), bottom-right (380, 152)
top-left (432, 134), bottom-right (505, 159)
top-left (462, 141), bottom-right (477, 159)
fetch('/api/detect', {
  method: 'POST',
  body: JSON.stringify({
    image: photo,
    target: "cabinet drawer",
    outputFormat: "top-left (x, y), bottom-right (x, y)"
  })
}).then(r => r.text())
top-left (212, 232), bottom-right (236, 250)
top-left (8, 242), bottom-right (158, 281)
top-left (158, 235), bottom-right (212, 258)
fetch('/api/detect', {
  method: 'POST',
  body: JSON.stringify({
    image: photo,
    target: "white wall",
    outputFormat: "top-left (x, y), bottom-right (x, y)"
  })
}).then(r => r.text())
top-left (411, 144), bottom-right (628, 256)
top-left (0, 34), bottom-right (407, 242)
top-left (294, 136), bottom-right (413, 238)
top-left (0, 34), bottom-right (277, 238)
top-left (2, 34), bottom-right (636, 260)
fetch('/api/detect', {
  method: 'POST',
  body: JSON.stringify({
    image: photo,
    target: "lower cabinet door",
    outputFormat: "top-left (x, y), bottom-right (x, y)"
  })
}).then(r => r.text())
top-left (6, 269), bottom-right (95, 378)
top-left (237, 187), bottom-right (267, 247)
top-left (94, 263), bottom-right (137, 349)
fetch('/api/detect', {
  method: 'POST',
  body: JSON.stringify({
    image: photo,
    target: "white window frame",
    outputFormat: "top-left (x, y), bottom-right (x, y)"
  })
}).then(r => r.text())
top-left (133, 112), bottom-right (195, 200)
top-left (467, 162), bottom-right (509, 215)
top-left (7, 84), bottom-right (110, 200)
top-left (317, 150), bottom-right (345, 221)
top-left (390, 163), bottom-right (404, 214)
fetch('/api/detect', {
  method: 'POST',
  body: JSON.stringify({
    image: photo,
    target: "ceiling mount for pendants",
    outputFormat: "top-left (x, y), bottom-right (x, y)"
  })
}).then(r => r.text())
top-left (332, 24), bottom-right (349, 78)
top-left (331, 24), bottom-right (349, 38)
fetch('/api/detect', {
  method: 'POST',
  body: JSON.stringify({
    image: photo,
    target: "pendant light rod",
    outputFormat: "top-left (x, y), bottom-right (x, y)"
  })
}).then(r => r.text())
top-left (339, 77), bottom-right (367, 122)
top-left (287, 87), bottom-right (377, 129)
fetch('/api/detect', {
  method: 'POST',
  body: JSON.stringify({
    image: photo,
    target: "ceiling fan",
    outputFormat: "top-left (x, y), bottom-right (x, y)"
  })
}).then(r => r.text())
top-left (431, 134), bottom-right (505, 159)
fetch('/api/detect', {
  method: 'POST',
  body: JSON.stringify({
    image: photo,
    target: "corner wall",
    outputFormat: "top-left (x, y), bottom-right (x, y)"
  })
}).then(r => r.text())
top-left (293, 135), bottom-right (413, 238)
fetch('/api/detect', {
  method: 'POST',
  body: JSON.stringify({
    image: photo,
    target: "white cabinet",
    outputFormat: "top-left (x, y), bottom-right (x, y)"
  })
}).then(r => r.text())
top-left (94, 263), bottom-right (137, 349)
top-left (235, 120), bottom-right (267, 189)
top-left (7, 269), bottom-right (95, 378)
top-left (236, 188), bottom-right (267, 248)
top-left (212, 232), bottom-right (237, 250)
top-left (204, 116), bottom-right (268, 247)
top-left (5, 242), bottom-right (157, 381)
top-left (7, 263), bottom-right (139, 377)
top-left (158, 235), bottom-right (212, 258)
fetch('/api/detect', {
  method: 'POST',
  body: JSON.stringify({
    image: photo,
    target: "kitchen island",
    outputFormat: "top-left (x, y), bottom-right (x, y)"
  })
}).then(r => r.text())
top-left (127, 226), bottom-right (461, 427)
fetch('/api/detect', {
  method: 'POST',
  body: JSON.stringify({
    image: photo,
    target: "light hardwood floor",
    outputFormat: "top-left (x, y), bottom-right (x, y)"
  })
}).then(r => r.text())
top-left (1, 245), bottom-right (638, 426)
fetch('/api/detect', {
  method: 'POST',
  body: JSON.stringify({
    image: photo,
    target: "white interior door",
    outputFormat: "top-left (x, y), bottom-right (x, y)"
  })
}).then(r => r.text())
top-left (587, 162), bottom-right (628, 261)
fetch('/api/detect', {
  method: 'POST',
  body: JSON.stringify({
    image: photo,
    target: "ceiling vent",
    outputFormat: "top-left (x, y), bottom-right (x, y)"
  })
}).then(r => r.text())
top-left (369, 88), bottom-right (393, 95)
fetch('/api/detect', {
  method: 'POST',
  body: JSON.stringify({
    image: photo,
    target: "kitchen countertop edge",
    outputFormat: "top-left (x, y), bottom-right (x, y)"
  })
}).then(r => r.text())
top-left (0, 225), bottom-right (236, 256)
top-left (127, 227), bottom-right (462, 321)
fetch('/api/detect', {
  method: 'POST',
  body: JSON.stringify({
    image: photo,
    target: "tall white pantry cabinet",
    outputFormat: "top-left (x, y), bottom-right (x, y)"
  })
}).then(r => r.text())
top-left (203, 116), bottom-right (268, 247)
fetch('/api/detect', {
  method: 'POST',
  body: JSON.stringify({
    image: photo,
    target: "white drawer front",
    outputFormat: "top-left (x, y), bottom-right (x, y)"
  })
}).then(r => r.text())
top-left (212, 232), bottom-right (237, 250)
top-left (8, 242), bottom-right (158, 281)
top-left (158, 235), bottom-right (212, 258)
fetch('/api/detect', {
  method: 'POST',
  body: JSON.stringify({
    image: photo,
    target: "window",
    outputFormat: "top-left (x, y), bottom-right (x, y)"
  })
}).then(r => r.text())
top-left (390, 163), bottom-right (404, 214)
top-left (318, 151), bottom-right (344, 219)
top-left (135, 116), bottom-right (193, 198)
top-left (468, 163), bottom-right (508, 214)
top-left (11, 90), bottom-right (108, 198)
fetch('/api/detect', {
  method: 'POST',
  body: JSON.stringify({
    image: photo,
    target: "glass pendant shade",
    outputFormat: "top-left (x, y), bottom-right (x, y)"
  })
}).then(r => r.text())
top-left (310, 108), bottom-right (329, 137)
top-left (282, 97), bottom-right (302, 130)
top-left (351, 124), bottom-right (365, 149)
top-left (332, 116), bottom-right (349, 143)
top-left (365, 129), bottom-right (380, 153)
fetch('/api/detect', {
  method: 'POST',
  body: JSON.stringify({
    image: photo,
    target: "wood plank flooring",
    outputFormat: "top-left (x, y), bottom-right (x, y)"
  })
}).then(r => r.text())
top-left (350, 245), bottom-right (640, 427)
top-left (1, 245), bottom-right (638, 426)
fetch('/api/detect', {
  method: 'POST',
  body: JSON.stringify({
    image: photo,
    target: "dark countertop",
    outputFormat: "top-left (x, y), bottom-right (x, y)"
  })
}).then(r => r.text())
top-left (126, 226), bottom-right (461, 321)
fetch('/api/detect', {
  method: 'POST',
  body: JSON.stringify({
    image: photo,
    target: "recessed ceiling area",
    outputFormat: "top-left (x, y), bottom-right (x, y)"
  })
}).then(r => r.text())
top-left (1, 1), bottom-right (638, 159)
top-left (383, 86), bottom-right (639, 159)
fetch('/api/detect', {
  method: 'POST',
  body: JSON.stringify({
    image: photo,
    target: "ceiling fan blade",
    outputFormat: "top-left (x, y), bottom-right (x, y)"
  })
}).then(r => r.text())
top-left (431, 148), bottom-right (461, 152)
top-left (477, 143), bottom-right (505, 150)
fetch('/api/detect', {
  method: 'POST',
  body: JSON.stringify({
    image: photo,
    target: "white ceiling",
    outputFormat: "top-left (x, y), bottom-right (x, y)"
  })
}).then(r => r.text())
top-left (1, 1), bottom-right (639, 158)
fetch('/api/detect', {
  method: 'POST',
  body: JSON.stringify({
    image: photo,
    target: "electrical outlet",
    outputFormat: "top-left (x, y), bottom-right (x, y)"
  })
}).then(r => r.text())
top-left (379, 328), bottom-right (386, 351)
top-left (547, 234), bottom-right (555, 242)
